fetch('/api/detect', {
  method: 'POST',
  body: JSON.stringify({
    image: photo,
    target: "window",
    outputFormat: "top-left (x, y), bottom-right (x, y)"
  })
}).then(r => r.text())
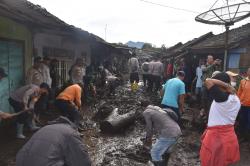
top-left (43, 47), bottom-right (74, 87)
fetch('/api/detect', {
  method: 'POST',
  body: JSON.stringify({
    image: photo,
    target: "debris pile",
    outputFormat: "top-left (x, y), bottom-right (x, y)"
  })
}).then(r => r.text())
top-left (83, 83), bottom-right (202, 165)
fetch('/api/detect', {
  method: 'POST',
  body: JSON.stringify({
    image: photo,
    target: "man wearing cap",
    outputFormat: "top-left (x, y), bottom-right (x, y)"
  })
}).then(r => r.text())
top-left (143, 105), bottom-right (181, 166)
top-left (226, 71), bottom-right (241, 90)
top-left (237, 67), bottom-right (250, 139)
top-left (161, 71), bottom-right (186, 119)
top-left (0, 67), bottom-right (13, 120)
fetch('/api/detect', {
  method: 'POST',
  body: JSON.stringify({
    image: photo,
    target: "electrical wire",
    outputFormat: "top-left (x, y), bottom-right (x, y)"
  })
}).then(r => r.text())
top-left (203, 0), bottom-right (220, 18)
top-left (139, 0), bottom-right (199, 14)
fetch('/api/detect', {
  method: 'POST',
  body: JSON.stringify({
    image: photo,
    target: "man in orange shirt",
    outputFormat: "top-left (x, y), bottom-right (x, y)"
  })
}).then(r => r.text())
top-left (237, 67), bottom-right (250, 138)
top-left (55, 84), bottom-right (82, 126)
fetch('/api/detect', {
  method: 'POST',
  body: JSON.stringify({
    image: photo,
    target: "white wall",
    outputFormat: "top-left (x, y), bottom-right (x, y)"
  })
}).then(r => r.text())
top-left (34, 33), bottom-right (91, 66)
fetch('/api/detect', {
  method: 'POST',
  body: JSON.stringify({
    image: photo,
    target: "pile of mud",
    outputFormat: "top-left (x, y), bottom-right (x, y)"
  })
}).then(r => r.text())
top-left (82, 84), bottom-right (201, 165)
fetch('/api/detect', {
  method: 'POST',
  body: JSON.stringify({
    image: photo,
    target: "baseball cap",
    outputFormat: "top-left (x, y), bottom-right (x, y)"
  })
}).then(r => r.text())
top-left (0, 68), bottom-right (7, 77)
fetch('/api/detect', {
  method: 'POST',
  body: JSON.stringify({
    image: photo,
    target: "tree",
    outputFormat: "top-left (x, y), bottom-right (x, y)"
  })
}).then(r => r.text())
top-left (142, 43), bottom-right (153, 50)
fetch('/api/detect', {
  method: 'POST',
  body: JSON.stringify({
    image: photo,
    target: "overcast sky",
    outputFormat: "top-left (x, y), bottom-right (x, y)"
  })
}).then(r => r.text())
top-left (28, 0), bottom-right (250, 47)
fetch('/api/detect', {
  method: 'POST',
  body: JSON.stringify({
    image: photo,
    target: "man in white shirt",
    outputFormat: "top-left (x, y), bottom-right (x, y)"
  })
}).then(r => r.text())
top-left (148, 59), bottom-right (155, 92)
top-left (151, 58), bottom-right (164, 92)
top-left (40, 56), bottom-right (52, 87)
top-left (69, 58), bottom-right (86, 84)
top-left (195, 61), bottom-right (204, 105)
top-left (141, 59), bottom-right (150, 87)
top-left (26, 57), bottom-right (43, 86)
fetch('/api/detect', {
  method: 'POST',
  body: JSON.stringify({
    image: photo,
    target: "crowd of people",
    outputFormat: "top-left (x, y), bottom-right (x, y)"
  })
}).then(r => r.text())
top-left (0, 53), bottom-right (250, 166)
top-left (127, 54), bottom-right (250, 166)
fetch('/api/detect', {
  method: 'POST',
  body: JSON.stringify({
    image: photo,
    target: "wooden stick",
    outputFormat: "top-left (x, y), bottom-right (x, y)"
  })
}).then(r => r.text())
top-left (10, 109), bottom-right (31, 117)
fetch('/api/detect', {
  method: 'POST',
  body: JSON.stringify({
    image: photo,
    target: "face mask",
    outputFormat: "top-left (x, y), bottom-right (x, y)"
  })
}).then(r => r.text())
top-left (231, 81), bottom-right (236, 87)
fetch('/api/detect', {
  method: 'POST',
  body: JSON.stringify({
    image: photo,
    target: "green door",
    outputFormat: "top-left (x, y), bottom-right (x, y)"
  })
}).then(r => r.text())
top-left (0, 41), bottom-right (10, 113)
top-left (0, 40), bottom-right (24, 113)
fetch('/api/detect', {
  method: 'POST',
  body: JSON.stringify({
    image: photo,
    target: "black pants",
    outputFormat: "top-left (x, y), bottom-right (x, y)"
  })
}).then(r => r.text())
top-left (9, 98), bottom-right (29, 124)
top-left (239, 106), bottom-right (250, 134)
top-left (130, 72), bottom-right (139, 84)
top-left (201, 86), bottom-right (212, 114)
top-left (34, 93), bottom-right (49, 115)
top-left (152, 75), bottom-right (162, 92)
top-left (55, 99), bottom-right (81, 126)
top-left (148, 75), bottom-right (161, 92)
top-left (142, 74), bottom-right (149, 87)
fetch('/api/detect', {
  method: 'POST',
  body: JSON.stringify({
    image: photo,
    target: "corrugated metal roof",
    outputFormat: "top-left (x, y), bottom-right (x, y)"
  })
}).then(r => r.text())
top-left (191, 23), bottom-right (250, 50)
top-left (0, 0), bottom-right (104, 42)
top-left (163, 32), bottom-right (214, 58)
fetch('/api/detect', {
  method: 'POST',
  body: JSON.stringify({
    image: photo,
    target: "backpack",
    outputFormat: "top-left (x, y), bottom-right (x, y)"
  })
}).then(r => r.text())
top-left (142, 63), bottom-right (149, 72)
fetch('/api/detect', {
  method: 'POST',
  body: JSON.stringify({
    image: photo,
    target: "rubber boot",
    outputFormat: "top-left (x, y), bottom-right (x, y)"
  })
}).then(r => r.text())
top-left (16, 123), bottom-right (26, 139)
top-left (152, 160), bottom-right (165, 166)
top-left (28, 119), bottom-right (40, 131)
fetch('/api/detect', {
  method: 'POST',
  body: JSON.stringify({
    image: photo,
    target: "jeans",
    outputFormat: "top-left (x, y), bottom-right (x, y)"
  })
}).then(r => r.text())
top-left (151, 137), bottom-right (177, 161)
top-left (55, 99), bottom-right (81, 126)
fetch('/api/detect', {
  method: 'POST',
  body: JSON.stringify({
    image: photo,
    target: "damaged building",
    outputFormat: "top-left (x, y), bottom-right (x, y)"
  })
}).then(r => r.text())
top-left (0, 0), bottom-right (129, 115)
top-left (191, 23), bottom-right (250, 74)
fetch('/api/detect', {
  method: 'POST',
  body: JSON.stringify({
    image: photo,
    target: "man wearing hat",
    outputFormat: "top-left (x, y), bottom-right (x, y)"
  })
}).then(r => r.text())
top-left (226, 71), bottom-right (242, 90)
top-left (0, 67), bottom-right (12, 120)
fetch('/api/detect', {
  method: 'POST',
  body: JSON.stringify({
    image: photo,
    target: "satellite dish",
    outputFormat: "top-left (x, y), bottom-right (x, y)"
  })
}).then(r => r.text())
top-left (195, 0), bottom-right (250, 71)
top-left (195, 1), bottom-right (250, 26)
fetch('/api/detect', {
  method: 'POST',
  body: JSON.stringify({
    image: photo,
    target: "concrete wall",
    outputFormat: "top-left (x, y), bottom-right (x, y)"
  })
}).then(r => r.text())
top-left (228, 44), bottom-right (250, 74)
top-left (0, 16), bottom-right (32, 73)
top-left (34, 33), bottom-right (91, 66)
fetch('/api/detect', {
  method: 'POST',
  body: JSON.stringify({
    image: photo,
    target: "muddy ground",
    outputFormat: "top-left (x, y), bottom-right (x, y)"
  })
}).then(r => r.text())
top-left (0, 83), bottom-right (250, 166)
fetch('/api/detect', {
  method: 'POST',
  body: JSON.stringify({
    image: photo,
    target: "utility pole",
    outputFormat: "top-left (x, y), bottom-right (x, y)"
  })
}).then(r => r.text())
top-left (105, 24), bottom-right (107, 41)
